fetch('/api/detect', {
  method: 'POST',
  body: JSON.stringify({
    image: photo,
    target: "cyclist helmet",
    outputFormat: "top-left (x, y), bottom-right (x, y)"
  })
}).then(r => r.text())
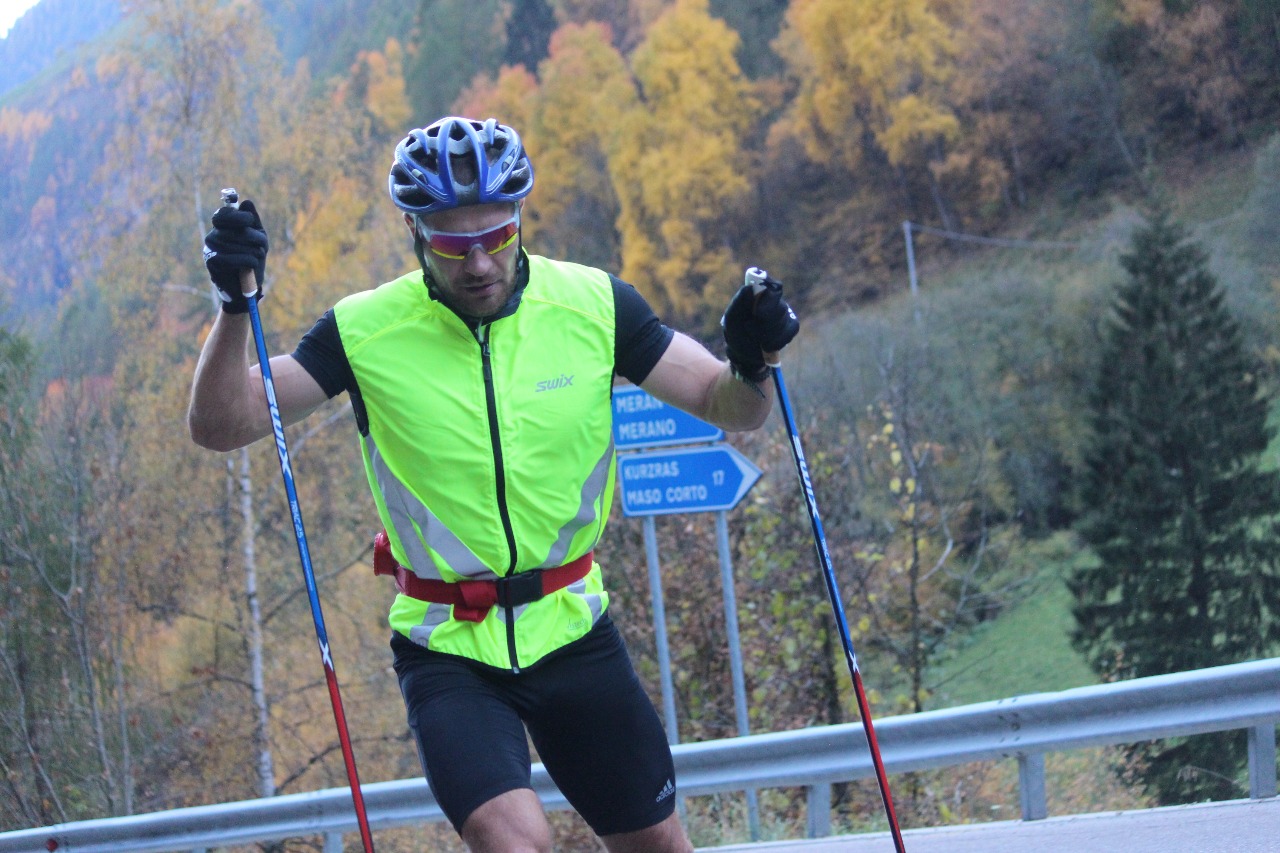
top-left (388, 116), bottom-right (534, 215)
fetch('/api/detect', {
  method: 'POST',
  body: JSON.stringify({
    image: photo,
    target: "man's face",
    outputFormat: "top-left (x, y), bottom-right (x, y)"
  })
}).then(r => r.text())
top-left (408, 202), bottom-right (521, 319)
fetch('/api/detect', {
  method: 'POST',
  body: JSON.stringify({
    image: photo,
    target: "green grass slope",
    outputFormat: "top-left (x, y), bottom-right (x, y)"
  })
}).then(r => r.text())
top-left (894, 136), bottom-right (1280, 711)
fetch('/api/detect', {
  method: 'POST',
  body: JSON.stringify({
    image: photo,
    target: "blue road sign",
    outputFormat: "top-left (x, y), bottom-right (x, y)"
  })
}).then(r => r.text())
top-left (618, 443), bottom-right (762, 517)
top-left (613, 385), bottom-right (724, 450)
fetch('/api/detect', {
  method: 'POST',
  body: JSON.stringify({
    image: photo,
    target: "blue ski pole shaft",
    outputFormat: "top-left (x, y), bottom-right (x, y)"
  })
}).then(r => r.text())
top-left (745, 267), bottom-right (906, 852)
top-left (224, 189), bottom-right (376, 853)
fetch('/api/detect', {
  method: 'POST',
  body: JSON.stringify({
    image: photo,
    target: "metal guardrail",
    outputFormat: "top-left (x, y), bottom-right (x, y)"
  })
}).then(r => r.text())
top-left (2, 657), bottom-right (1277, 853)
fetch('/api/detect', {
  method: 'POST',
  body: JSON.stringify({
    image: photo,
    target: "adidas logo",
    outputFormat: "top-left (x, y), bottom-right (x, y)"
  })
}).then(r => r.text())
top-left (655, 778), bottom-right (675, 803)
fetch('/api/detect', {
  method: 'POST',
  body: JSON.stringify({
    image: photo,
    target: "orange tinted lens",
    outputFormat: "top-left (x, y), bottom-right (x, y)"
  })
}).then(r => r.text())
top-left (425, 219), bottom-right (519, 259)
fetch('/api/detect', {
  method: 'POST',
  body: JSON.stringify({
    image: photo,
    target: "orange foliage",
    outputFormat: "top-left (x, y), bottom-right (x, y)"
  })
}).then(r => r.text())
top-left (0, 107), bottom-right (53, 153)
top-left (1116, 0), bottom-right (1244, 136)
top-left (455, 63), bottom-right (540, 137)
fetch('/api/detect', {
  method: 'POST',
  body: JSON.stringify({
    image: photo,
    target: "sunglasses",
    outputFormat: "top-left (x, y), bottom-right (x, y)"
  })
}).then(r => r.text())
top-left (417, 212), bottom-right (520, 260)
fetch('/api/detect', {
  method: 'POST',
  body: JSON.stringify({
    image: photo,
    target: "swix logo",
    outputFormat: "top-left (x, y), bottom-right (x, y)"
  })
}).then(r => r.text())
top-left (535, 373), bottom-right (574, 393)
top-left (793, 436), bottom-right (813, 497)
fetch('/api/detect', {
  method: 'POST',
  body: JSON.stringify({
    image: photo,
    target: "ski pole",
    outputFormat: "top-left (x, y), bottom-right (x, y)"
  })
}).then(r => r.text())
top-left (746, 267), bottom-right (907, 852)
top-left (223, 188), bottom-right (377, 853)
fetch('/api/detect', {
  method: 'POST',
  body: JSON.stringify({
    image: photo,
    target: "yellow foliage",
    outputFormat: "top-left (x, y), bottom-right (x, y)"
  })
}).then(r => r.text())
top-left (612, 0), bottom-right (760, 326)
top-left (455, 63), bottom-right (539, 132)
top-left (455, 63), bottom-right (549, 242)
top-left (455, 26), bottom-right (631, 259)
top-left (775, 0), bottom-right (964, 170)
top-left (445, 1), bottom-right (758, 327)
top-left (0, 107), bottom-right (53, 150)
top-left (879, 94), bottom-right (961, 165)
top-left (278, 175), bottom-right (376, 330)
top-left (550, 0), bottom-right (671, 50)
top-left (525, 22), bottom-right (635, 239)
top-left (355, 39), bottom-right (413, 134)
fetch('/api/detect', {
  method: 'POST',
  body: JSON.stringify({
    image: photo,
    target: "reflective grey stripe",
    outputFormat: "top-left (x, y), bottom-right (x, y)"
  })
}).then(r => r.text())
top-left (368, 437), bottom-right (494, 580)
top-left (371, 433), bottom-right (609, 640)
top-left (539, 439), bottom-right (614, 568)
top-left (567, 577), bottom-right (604, 625)
top-left (407, 601), bottom-right (452, 647)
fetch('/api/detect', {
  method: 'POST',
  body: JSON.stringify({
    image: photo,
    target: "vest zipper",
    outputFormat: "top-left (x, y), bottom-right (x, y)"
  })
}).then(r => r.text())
top-left (477, 323), bottom-right (522, 672)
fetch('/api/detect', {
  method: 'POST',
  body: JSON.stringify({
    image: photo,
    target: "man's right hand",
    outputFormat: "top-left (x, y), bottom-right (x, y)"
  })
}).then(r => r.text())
top-left (203, 199), bottom-right (269, 313)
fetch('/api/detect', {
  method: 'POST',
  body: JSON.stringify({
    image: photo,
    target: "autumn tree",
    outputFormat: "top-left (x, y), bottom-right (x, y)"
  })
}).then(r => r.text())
top-left (1094, 0), bottom-right (1249, 143)
top-left (549, 0), bottom-right (673, 51)
top-left (344, 38), bottom-right (414, 137)
top-left (946, 0), bottom-right (1059, 215)
top-left (0, 313), bottom-right (144, 827)
top-left (845, 349), bottom-right (1023, 715)
top-left (612, 0), bottom-right (759, 329)
top-left (463, 23), bottom-right (636, 270)
top-left (401, 0), bottom-right (510, 122)
top-left (463, 0), bottom-right (758, 327)
top-left (773, 0), bottom-right (965, 228)
top-left (1072, 206), bottom-right (1280, 803)
top-left (81, 0), bottom-right (401, 812)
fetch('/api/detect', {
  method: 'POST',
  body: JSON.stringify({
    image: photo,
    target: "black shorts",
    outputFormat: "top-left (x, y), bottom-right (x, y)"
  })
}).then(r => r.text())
top-left (390, 614), bottom-right (678, 835)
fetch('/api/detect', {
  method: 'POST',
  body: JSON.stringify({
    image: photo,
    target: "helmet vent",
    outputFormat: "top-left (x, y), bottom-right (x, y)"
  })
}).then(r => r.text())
top-left (388, 116), bottom-right (534, 215)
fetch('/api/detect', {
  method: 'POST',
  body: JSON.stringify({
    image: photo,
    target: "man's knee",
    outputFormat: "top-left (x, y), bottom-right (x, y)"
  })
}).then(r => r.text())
top-left (459, 788), bottom-right (552, 853)
top-left (601, 812), bottom-right (692, 853)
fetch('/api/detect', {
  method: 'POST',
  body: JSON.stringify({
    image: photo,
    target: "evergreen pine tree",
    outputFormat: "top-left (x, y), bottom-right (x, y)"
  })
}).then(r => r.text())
top-left (1071, 205), bottom-right (1280, 804)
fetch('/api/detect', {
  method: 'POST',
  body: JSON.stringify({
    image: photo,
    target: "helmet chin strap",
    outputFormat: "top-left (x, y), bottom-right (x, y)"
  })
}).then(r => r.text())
top-left (412, 227), bottom-right (438, 296)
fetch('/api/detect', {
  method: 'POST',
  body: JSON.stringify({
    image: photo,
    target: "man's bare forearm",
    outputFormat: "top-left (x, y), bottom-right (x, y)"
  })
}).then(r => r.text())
top-left (188, 311), bottom-right (271, 451)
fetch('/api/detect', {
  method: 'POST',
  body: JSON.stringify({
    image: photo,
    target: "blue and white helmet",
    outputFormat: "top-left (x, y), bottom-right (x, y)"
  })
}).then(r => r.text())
top-left (388, 116), bottom-right (534, 215)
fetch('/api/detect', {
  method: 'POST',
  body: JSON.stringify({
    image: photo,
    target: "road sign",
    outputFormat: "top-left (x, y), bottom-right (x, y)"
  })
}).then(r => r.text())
top-left (613, 385), bottom-right (724, 450)
top-left (618, 443), bottom-right (761, 517)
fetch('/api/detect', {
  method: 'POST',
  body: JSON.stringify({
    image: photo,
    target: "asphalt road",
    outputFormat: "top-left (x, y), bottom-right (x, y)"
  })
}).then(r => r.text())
top-left (698, 797), bottom-right (1280, 853)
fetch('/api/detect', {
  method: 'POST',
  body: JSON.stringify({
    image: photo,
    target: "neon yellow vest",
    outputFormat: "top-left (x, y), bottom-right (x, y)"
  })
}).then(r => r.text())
top-left (332, 254), bottom-right (617, 670)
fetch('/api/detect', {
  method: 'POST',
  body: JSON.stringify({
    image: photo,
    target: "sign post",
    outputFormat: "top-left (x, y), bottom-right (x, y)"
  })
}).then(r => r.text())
top-left (613, 385), bottom-right (763, 839)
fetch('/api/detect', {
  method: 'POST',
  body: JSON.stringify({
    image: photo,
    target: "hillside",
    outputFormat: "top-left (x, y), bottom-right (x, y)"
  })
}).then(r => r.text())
top-left (844, 137), bottom-right (1280, 708)
top-left (1, 0), bottom-right (1278, 841)
top-left (0, 0), bottom-right (121, 99)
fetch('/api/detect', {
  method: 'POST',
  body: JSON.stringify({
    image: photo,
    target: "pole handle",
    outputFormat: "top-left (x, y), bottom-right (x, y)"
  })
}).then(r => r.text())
top-left (219, 186), bottom-right (260, 298)
top-left (744, 267), bottom-right (783, 368)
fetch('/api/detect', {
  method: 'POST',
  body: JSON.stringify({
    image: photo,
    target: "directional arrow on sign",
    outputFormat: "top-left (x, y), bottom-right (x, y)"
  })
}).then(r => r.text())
top-left (613, 384), bottom-right (724, 450)
top-left (617, 443), bottom-right (762, 517)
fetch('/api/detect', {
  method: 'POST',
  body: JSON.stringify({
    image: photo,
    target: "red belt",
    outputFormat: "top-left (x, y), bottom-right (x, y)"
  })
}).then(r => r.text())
top-left (373, 530), bottom-right (593, 623)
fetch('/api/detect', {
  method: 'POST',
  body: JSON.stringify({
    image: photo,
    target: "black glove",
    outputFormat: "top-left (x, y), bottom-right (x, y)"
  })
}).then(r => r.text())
top-left (721, 272), bottom-right (799, 383)
top-left (203, 199), bottom-right (268, 314)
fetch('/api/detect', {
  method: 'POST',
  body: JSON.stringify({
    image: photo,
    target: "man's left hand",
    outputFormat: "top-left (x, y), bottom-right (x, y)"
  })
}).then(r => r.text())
top-left (721, 273), bottom-right (799, 382)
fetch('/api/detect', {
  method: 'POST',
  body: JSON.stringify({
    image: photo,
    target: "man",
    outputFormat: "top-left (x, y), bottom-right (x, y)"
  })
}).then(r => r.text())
top-left (189, 116), bottom-right (798, 853)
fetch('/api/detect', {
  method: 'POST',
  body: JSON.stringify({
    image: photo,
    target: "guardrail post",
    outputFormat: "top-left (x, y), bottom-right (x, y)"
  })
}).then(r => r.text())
top-left (806, 782), bottom-right (832, 838)
top-left (1018, 752), bottom-right (1047, 821)
top-left (1248, 724), bottom-right (1277, 799)
top-left (324, 831), bottom-right (344, 852)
